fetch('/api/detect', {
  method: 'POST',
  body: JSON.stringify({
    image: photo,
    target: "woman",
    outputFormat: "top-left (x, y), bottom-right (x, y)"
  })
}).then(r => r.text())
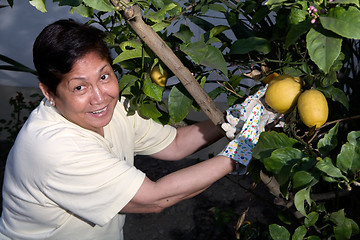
top-left (0, 19), bottom-right (260, 239)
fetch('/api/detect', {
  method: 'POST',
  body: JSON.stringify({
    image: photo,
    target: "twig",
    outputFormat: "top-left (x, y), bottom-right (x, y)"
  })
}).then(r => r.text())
top-left (235, 207), bottom-right (249, 239)
top-left (216, 81), bottom-right (243, 98)
top-left (319, 114), bottom-right (360, 129)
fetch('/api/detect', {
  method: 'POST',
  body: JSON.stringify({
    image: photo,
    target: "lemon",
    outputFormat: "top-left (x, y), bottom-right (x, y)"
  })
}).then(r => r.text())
top-left (297, 89), bottom-right (328, 128)
top-left (264, 74), bottom-right (302, 113)
top-left (150, 65), bottom-right (168, 87)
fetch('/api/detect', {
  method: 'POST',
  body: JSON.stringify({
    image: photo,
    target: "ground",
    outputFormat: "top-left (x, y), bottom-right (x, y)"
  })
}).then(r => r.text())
top-left (123, 156), bottom-right (278, 240)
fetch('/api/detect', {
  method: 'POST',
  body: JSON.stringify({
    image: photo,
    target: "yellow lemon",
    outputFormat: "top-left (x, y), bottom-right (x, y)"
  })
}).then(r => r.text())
top-left (265, 74), bottom-right (302, 113)
top-left (297, 89), bottom-right (328, 128)
top-left (150, 65), bottom-right (168, 87)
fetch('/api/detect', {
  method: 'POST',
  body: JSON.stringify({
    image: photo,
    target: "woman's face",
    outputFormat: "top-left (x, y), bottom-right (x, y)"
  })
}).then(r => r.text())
top-left (44, 51), bottom-right (119, 136)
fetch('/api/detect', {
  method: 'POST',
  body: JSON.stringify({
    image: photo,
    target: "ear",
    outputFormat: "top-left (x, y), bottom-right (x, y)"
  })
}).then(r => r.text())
top-left (39, 82), bottom-right (55, 103)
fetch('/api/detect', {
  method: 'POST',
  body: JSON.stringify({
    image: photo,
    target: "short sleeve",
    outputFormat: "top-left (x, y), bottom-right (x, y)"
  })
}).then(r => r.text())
top-left (39, 130), bottom-right (145, 227)
top-left (129, 114), bottom-right (175, 155)
top-left (113, 98), bottom-right (177, 156)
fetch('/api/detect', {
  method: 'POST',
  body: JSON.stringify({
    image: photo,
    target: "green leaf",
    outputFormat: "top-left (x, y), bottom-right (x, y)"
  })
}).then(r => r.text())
top-left (264, 147), bottom-right (304, 174)
top-left (209, 25), bottom-right (230, 39)
top-left (336, 131), bottom-right (360, 174)
top-left (294, 187), bottom-right (311, 216)
top-left (252, 131), bottom-right (298, 161)
top-left (285, 20), bottom-right (312, 48)
top-left (330, 0), bottom-right (359, 6)
top-left (317, 123), bottom-right (339, 157)
top-left (151, 21), bottom-right (171, 32)
top-left (251, 6), bottom-right (270, 25)
top-left (168, 84), bottom-right (193, 123)
top-left (306, 28), bottom-right (342, 74)
top-left (113, 41), bottom-right (150, 63)
top-left (316, 157), bottom-right (347, 180)
top-left (349, 218), bottom-right (360, 235)
top-left (180, 41), bottom-right (228, 76)
top-left (329, 211), bottom-right (359, 239)
top-left (0, 65), bottom-right (37, 75)
top-left (320, 6), bottom-right (360, 39)
top-left (119, 74), bottom-right (138, 95)
top-left (289, 2), bottom-right (308, 24)
top-left (142, 75), bottom-right (164, 101)
top-left (139, 101), bottom-right (162, 119)
top-left (304, 212), bottom-right (319, 228)
top-left (230, 37), bottom-right (271, 55)
top-left (265, 0), bottom-right (288, 10)
top-left (0, 54), bottom-right (37, 75)
top-left (292, 226), bottom-right (307, 240)
top-left (329, 209), bottom-right (345, 225)
top-left (208, 3), bottom-right (226, 12)
top-left (70, 4), bottom-right (94, 17)
top-left (307, 236), bottom-right (321, 240)
top-left (174, 24), bottom-right (193, 44)
top-left (334, 218), bottom-right (353, 239)
top-left (292, 171), bottom-right (315, 190)
top-left (147, 3), bottom-right (179, 24)
top-left (319, 85), bottom-right (349, 110)
top-left (269, 224), bottom-right (290, 240)
top-left (83, 0), bottom-right (114, 12)
top-left (208, 87), bottom-right (223, 101)
top-left (29, 0), bottom-right (47, 12)
top-left (187, 15), bottom-right (232, 43)
top-left (6, 0), bottom-right (13, 7)
top-left (59, 0), bottom-right (82, 6)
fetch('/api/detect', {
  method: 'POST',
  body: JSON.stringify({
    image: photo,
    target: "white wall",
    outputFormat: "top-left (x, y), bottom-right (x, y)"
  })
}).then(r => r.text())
top-left (0, 1), bottom-right (85, 87)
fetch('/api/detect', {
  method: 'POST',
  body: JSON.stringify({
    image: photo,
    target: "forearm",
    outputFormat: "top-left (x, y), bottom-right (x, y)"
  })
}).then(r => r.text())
top-left (151, 120), bottom-right (225, 160)
top-left (121, 155), bottom-right (235, 213)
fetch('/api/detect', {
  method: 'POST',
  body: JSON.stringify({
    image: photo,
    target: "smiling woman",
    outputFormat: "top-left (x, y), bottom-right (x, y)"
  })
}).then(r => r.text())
top-left (0, 19), bottom-right (241, 240)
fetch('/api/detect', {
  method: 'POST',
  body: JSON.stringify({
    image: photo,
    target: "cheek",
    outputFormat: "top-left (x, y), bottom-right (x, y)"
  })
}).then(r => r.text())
top-left (108, 80), bottom-right (119, 98)
top-left (64, 98), bottom-right (89, 114)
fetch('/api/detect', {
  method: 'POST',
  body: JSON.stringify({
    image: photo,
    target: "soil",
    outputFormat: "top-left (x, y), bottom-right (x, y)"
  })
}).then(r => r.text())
top-left (123, 155), bottom-right (278, 240)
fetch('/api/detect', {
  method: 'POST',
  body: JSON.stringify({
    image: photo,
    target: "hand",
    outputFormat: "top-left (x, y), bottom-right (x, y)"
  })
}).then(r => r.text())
top-left (221, 85), bottom-right (279, 139)
top-left (219, 85), bottom-right (281, 174)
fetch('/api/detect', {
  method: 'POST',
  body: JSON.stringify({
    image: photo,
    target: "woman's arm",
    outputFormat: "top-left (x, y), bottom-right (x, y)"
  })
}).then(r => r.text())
top-left (121, 155), bottom-right (235, 213)
top-left (150, 119), bottom-right (225, 161)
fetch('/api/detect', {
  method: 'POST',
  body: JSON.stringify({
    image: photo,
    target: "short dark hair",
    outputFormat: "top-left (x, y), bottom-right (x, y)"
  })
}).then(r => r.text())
top-left (33, 19), bottom-right (112, 94)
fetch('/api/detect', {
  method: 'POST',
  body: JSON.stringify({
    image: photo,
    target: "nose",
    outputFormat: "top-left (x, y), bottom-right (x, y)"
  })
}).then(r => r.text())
top-left (90, 84), bottom-right (104, 105)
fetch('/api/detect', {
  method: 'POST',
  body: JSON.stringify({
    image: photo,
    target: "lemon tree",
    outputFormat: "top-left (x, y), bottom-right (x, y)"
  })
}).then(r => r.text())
top-left (2, 0), bottom-right (360, 239)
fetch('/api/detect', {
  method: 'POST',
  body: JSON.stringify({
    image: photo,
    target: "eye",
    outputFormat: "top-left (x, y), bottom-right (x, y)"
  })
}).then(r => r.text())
top-left (74, 85), bottom-right (85, 91)
top-left (100, 74), bottom-right (109, 81)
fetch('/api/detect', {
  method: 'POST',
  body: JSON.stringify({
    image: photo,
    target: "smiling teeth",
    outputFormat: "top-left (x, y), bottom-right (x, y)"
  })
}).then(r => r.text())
top-left (92, 106), bottom-right (107, 114)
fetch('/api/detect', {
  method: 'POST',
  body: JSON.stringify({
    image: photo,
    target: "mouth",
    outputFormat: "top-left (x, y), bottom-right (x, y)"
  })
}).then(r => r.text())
top-left (91, 106), bottom-right (108, 114)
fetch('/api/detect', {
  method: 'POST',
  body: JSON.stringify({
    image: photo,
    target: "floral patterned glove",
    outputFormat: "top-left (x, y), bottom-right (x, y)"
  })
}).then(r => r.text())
top-left (219, 85), bottom-right (281, 174)
top-left (221, 85), bottom-right (277, 139)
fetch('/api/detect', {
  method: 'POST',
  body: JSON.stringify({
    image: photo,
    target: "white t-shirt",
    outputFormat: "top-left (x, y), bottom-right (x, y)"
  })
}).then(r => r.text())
top-left (0, 97), bottom-right (176, 239)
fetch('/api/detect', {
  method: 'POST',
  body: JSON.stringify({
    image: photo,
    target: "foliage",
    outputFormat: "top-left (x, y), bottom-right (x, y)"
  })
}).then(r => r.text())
top-left (2, 0), bottom-right (360, 239)
top-left (0, 92), bottom-right (42, 144)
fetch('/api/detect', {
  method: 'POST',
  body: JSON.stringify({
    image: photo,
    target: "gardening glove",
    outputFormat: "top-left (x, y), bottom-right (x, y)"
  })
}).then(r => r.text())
top-left (221, 85), bottom-right (279, 140)
top-left (219, 85), bottom-right (281, 175)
